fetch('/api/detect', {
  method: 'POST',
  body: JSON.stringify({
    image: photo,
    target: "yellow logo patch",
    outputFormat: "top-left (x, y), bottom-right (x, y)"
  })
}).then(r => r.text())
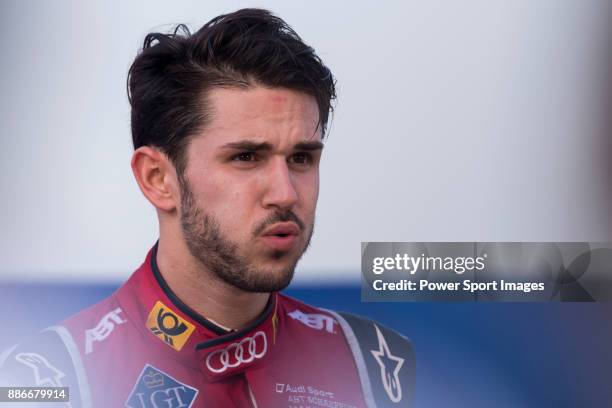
top-left (146, 301), bottom-right (195, 351)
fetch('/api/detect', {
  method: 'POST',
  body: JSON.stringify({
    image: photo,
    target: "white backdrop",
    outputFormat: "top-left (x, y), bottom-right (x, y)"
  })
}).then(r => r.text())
top-left (1, 0), bottom-right (611, 283)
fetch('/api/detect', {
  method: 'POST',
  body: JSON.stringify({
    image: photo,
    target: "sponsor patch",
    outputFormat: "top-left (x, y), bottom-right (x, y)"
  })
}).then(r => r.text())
top-left (125, 364), bottom-right (198, 408)
top-left (288, 309), bottom-right (336, 333)
top-left (146, 301), bottom-right (195, 351)
top-left (370, 325), bottom-right (405, 403)
top-left (205, 331), bottom-right (267, 374)
top-left (85, 307), bottom-right (126, 354)
top-left (15, 352), bottom-right (66, 387)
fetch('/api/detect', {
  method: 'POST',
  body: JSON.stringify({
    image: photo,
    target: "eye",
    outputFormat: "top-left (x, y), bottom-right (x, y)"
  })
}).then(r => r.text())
top-left (232, 152), bottom-right (258, 162)
top-left (288, 152), bottom-right (312, 166)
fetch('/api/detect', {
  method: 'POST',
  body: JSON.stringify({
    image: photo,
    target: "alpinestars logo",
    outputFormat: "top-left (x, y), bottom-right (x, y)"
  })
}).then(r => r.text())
top-left (146, 301), bottom-right (195, 351)
top-left (15, 353), bottom-right (66, 387)
top-left (370, 325), bottom-right (404, 403)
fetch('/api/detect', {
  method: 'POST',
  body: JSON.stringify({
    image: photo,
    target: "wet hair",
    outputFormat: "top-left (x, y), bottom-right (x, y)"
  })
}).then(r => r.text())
top-left (127, 8), bottom-right (336, 175)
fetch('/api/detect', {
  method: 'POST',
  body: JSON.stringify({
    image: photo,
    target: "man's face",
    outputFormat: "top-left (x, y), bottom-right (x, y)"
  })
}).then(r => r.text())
top-left (178, 86), bottom-right (322, 292)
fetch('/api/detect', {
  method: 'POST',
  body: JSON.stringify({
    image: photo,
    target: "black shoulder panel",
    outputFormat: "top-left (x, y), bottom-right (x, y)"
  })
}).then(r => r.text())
top-left (0, 326), bottom-right (92, 407)
top-left (331, 311), bottom-right (416, 408)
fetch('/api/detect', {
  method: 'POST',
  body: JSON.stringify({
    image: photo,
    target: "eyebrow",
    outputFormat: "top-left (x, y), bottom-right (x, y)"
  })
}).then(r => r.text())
top-left (294, 141), bottom-right (324, 151)
top-left (221, 140), bottom-right (324, 151)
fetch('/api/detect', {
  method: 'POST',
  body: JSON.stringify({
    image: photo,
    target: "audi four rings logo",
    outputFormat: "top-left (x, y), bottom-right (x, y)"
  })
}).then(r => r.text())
top-left (205, 331), bottom-right (268, 374)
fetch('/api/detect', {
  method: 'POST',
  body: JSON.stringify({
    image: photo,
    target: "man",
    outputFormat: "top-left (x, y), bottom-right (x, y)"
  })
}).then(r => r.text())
top-left (0, 9), bottom-right (414, 408)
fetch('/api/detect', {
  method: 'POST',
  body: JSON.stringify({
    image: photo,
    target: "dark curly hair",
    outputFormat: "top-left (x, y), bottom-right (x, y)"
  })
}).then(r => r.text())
top-left (127, 8), bottom-right (336, 176)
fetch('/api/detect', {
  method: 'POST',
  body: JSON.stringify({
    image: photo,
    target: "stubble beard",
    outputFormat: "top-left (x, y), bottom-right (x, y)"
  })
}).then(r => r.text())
top-left (178, 175), bottom-right (314, 293)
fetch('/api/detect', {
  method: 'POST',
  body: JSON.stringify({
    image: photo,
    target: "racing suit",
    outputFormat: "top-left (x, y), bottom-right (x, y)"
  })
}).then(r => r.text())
top-left (0, 245), bottom-right (415, 407)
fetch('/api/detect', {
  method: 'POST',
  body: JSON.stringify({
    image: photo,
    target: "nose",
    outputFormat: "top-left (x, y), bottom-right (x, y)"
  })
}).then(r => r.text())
top-left (261, 158), bottom-right (299, 211)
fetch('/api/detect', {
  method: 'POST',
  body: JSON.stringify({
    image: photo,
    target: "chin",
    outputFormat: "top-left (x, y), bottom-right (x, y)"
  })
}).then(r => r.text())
top-left (238, 270), bottom-right (295, 293)
top-left (239, 259), bottom-right (299, 293)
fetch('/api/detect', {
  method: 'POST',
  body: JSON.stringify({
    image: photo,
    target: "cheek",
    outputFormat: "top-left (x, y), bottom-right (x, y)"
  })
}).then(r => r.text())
top-left (189, 162), bottom-right (240, 201)
top-left (313, 174), bottom-right (320, 202)
top-left (200, 178), bottom-right (259, 232)
top-left (216, 189), bottom-right (249, 219)
top-left (297, 173), bottom-right (320, 211)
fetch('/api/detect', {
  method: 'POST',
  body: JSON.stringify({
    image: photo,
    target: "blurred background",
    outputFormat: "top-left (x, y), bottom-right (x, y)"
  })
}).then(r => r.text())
top-left (1, 1), bottom-right (611, 406)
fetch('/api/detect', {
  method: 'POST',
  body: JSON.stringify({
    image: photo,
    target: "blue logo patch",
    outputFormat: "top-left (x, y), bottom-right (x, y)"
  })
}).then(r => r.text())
top-left (125, 364), bottom-right (198, 408)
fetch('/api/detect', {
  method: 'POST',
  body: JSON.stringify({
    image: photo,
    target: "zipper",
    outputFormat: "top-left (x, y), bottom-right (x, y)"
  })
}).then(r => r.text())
top-left (248, 384), bottom-right (258, 408)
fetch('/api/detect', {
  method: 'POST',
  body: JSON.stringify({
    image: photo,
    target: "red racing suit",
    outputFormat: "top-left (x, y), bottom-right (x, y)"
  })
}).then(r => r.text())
top-left (0, 245), bottom-right (415, 407)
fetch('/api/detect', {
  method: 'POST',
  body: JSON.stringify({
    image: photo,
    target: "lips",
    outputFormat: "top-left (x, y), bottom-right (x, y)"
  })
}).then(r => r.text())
top-left (262, 222), bottom-right (300, 238)
top-left (260, 222), bottom-right (300, 251)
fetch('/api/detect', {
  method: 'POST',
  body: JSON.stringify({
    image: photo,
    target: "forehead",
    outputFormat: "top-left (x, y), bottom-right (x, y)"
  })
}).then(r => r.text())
top-left (200, 85), bottom-right (321, 147)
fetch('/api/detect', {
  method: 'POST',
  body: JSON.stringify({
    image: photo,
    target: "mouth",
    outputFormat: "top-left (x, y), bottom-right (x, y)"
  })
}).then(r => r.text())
top-left (260, 222), bottom-right (300, 251)
top-left (262, 222), bottom-right (300, 237)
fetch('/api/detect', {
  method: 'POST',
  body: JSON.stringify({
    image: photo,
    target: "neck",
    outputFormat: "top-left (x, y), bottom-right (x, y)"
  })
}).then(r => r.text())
top-left (155, 232), bottom-right (270, 331)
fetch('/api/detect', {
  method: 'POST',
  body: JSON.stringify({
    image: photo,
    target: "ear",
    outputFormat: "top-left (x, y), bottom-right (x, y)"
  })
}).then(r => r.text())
top-left (131, 146), bottom-right (179, 212)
